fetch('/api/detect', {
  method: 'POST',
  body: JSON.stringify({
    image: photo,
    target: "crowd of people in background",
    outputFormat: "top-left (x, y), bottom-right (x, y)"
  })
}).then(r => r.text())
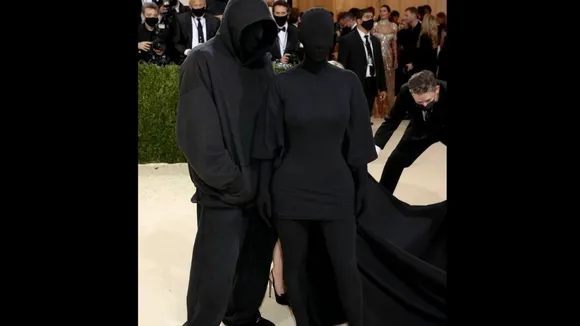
top-left (138, 1), bottom-right (448, 117)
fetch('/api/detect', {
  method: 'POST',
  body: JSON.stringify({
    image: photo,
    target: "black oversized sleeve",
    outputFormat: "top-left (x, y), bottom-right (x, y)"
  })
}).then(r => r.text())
top-left (344, 71), bottom-right (378, 168)
top-left (252, 78), bottom-right (285, 162)
top-left (176, 52), bottom-right (243, 192)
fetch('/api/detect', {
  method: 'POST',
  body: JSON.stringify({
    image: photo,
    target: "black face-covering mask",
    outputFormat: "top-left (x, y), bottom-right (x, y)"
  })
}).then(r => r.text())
top-left (145, 17), bottom-right (159, 27)
top-left (361, 19), bottom-right (374, 31)
top-left (274, 15), bottom-right (288, 27)
top-left (240, 23), bottom-right (265, 63)
top-left (191, 7), bottom-right (205, 17)
top-left (299, 8), bottom-right (335, 63)
top-left (341, 26), bottom-right (352, 35)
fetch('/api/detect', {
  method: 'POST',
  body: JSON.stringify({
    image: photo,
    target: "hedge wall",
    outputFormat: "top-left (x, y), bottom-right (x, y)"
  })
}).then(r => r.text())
top-left (138, 64), bottom-right (186, 163)
top-left (138, 63), bottom-right (291, 164)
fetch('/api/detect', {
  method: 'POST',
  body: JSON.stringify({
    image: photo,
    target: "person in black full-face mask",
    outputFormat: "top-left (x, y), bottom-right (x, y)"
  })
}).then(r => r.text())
top-left (253, 7), bottom-right (376, 326)
top-left (176, 0), bottom-right (278, 325)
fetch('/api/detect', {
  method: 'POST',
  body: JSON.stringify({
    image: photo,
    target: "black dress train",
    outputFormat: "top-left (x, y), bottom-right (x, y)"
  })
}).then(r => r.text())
top-left (304, 176), bottom-right (447, 326)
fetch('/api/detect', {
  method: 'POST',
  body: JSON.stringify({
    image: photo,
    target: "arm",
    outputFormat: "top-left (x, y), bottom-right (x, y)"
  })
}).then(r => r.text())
top-left (253, 80), bottom-right (285, 222)
top-left (391, 27), bottom-right (398, 68)
top-left (344, 73), bottom-right (378, 214)
top-left (176, 53), bottom-right (243, 193)
top-left (337, 37), bottom-right (350, 69)
top-left (374, 38), bottom-right (387, 92)
top-left (173, 18), bottom-right (188, 55)
top-left (374, 85), bottom-right (410, 149)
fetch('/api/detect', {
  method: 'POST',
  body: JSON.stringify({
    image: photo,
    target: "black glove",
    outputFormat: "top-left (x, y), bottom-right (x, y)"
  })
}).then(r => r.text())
top-left (352, 165), bottom-right (368, 216)
top-left (257, 160), bottom-right (274, 228)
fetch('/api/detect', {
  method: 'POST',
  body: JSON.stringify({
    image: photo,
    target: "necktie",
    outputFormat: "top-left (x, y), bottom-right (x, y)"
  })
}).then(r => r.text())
top-left (364, 35), bottom-right (375, 76)
top-left (278, 27), bottom-right (286, 32)
top-left (197, 18), bottom-right (204, 44)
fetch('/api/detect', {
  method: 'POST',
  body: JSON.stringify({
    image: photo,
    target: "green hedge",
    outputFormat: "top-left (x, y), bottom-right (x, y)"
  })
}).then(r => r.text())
top-left (138, 63), bottom-right (292, 164)
top-left (138, 64), bottom-right (186, 163)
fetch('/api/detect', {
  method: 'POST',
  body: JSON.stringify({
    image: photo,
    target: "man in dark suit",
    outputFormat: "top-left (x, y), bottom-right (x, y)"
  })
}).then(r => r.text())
top-left (374, 70), bottom-right (448, 193)
top-left (338, 7), bottom-right (387, 120)
top-left (268, 0), bottom-right (299, 63)
top-left (395, 6), bottom-right (421, 95)
top-left (173, 0), bottom-right (220, 63)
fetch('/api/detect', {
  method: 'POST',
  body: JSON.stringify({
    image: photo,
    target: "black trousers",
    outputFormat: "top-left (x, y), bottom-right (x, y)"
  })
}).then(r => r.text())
top-left (364, 77), bottom-right (378, 116)
top-left (275, 219), bottom-right (363, 326)
top-left (184, 203), bottom-right (276, 326)
top-left (379, 137), bottom-right (438, 193)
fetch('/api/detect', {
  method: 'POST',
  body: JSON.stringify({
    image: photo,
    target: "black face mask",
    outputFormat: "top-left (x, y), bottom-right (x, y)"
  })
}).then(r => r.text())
top-left (425, 100), bottom-right (436, 110)
top-left (191, 7), bottom-right (205, 17)
top-left (145, 17), bottom-right (159, 27)
top-left (240, 22), bottom-right (266, 63)
top-left (341, 26), bottom-right (352, 35)
top-left (274, 15), bottom-right (288, 27)
top-left (299, 8), bottom-right (334, 63)
top-left (361, 19), bottom-right (374, 31)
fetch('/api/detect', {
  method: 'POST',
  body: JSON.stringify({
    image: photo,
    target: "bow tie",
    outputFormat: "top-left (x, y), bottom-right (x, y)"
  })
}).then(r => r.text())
top-left (278, 27), bottom-right (286, 32)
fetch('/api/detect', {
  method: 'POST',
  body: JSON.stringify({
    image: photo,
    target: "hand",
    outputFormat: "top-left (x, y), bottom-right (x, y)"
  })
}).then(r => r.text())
top-left (406, 63), bottom-right (413, 71)
top-left (257, 191), bottom-right (272, 228)
top-left (379, 91), bottom-right (387, 101)
top-left (138, 41), bottom-right (152, 52)
top-left (159, 6), bottom-right (168, 14)
top-left (280, 54), bottom-right (290, 64)
top-left (184, 49), bottom-right (192, 56)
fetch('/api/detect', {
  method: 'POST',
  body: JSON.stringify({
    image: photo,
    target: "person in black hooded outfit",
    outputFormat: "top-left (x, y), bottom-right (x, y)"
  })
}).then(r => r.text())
top-left (175, 0), bottom-right (278, 325)
top-left (253, 8), bottom-right (377, 326)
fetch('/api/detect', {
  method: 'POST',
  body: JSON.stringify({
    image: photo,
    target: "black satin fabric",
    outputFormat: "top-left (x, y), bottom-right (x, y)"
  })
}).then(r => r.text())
top-left (304, 175), bottom-right (447, 326)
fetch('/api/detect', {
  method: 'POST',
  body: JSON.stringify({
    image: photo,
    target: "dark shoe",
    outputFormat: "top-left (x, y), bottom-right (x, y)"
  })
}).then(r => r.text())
top-left (268, 270), bottom-right (289, 306)
top-left (256, 317), bottom-right (275, 326)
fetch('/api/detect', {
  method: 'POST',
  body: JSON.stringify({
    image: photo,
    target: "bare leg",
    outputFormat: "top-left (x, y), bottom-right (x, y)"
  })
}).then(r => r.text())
top-left (271, 239), bottom-right (286, 294)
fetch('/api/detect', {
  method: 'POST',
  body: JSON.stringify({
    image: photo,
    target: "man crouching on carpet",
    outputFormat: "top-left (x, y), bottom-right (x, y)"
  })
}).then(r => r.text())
top-left (175, 0), bottom-right (278, 325)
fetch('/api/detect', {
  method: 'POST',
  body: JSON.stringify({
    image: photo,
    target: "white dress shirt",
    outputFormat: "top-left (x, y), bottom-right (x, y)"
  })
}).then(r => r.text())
top-left (356, 28), bottom-right (375, 78)
top-left (277, 23), bottom-right (288, 57)
top-left (188, 16), bottom-right (207, 52)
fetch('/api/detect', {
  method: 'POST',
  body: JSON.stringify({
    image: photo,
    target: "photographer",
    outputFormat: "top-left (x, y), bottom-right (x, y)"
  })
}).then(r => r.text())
top-left (138, 2), bottom-right (160, 62)
top-left (138, 2), bottom-right (175, 65)
top-left (154, 0), bottom-right (181, 62)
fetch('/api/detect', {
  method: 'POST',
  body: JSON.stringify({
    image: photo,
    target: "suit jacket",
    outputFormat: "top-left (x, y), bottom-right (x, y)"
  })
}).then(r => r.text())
top-left (173, 12), bottom-right (220, 55)
top-left (374, 80), bottom-right (448, 148)
top-left (268, 24), bottom-right (300, 60)
top-left (337, 29), bottom-right (387, 92)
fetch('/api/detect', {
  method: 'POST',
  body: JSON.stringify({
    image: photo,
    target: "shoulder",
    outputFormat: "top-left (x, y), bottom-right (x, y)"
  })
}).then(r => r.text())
top-left (399, 83), bottom-right (411, 96)
top-left (288, 24), bottom-right (298, 33)
top-left (176, 12), bottom-right (189, 23)
top-left (206, 13), bottom-right (219, 23)
top-left (335, 67), bottom-right (361, 85)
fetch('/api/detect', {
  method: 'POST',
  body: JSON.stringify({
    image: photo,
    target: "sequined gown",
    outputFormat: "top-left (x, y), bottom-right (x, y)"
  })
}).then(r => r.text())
top-left (372, 20), bottom-right (397, 116)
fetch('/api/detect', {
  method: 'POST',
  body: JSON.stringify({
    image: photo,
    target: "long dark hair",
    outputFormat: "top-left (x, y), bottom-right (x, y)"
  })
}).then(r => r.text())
top-left (376, 4), bottom-right (391, 22)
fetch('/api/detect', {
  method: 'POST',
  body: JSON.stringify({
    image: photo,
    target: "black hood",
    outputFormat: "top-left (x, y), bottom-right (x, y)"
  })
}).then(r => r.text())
top-left (216, 0), bottom-right (277, 64)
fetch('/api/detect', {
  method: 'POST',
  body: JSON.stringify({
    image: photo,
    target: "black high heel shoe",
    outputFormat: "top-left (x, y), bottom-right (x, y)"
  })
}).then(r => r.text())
top-left (268, 270), bottom-right (289, 306)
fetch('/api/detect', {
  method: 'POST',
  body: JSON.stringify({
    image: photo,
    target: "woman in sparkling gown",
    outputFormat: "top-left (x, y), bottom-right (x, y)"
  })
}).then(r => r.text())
top-left (372, 5), bottom-right (398, 117)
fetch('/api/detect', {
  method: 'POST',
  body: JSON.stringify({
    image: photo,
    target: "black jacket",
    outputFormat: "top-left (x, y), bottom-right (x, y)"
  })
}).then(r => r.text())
top-left (374, 80), bottom-right (448, 148)
top-left (173, 11), bottom-right (221, 55)
top-left (268, 24), bottom-right (300, 60)
top-left (337, 29), bottom-right (387, 92)
top-left (176, 0), bottom-right (277, 207)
